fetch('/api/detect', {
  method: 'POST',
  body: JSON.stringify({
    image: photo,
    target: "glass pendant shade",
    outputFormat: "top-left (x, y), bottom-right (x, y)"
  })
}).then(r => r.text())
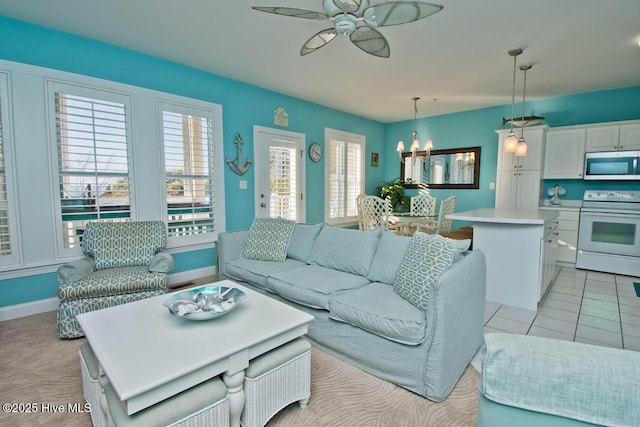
top-left (424, 139), bottom-right (433, 151)
top-left (504, 132), bottom-right (518, 152)
top-left (515, 137), bottom-right (528, 156)
top-left (396, 140), bottom-right (404, 162)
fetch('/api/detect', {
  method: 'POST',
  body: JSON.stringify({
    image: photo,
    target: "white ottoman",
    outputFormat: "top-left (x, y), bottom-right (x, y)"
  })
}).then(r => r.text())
top-left (100, 375), bottom-right (229, 427)
top-left (241, 337), bottom-right (311, 427)
top-left (80, 342), bottom-right (107, 427)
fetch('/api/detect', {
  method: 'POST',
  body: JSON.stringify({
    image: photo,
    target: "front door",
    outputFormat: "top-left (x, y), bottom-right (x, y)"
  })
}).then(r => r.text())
top-left (253, 126), bottom-right (306, 222)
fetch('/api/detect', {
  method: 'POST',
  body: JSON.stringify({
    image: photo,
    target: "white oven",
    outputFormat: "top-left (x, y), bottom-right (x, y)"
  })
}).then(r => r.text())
top-left (576, 190), bottom-right (640, 277)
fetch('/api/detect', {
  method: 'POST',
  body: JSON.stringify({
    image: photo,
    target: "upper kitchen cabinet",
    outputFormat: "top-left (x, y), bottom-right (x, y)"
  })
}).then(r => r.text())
top-left (586, 123), bottom-right (640, 152)
top-left (544, 128), bottom-right (586, 179)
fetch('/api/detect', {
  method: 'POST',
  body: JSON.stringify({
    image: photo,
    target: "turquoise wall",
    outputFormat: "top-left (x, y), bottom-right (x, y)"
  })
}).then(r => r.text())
top-left (0, 16), bottom-right (385, 307)
top-left (384, 86), bottom-right (640, 215)
top-left (1, 15), bottom-right (639, 309)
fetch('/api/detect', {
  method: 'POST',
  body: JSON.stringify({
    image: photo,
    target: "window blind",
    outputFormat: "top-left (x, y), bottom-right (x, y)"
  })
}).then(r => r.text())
top-left (162, 110), bottom-right (215, 238)
top-left (328, 136), bottom-right (362, 221)
top-left (56, 92), bottom-right (131, 249)
top-left (0, 92), bottom-right (11, 256)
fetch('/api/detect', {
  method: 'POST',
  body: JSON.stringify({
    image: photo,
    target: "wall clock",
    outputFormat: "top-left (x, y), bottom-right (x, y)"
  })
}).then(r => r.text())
top-left (309, 143), bottom-right (322, 162)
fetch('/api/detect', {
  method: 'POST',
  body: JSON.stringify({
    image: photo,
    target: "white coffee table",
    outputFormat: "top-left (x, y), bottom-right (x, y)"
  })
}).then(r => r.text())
top-left (77, 279), bottom-right (314, 427)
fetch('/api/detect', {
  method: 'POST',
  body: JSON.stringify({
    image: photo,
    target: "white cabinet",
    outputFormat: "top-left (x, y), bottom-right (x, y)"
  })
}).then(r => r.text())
top-left (620, 124), bottom-right (640, 150)
top-left (540, 207), bottom-right (579, 264)
top-left (539, 217), bottom-right (559, 301)
top-left (544, 128), bottom-right (586, 179)
top-left (586, 123), bottom-right (640, 152)
top-left (495, 126), bottom-right (547, 210)
top-left (496, 169), bottom-right (542, 210)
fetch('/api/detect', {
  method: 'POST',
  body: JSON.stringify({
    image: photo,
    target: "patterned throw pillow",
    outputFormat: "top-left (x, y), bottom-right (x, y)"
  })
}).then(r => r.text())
top-left (241, 218), bottom-right (296, 262)
top-left (393, 232), bottom-right (457, 311)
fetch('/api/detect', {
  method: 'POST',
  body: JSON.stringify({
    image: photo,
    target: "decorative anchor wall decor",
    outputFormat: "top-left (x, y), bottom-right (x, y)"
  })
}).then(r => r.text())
top-left (226, 132), bottom-right (252, 175)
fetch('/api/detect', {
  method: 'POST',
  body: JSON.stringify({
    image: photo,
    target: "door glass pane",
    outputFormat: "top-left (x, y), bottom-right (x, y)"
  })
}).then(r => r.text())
top-left (269, 146), bottom-right (297, 220)
top-left (591, 221), bottom-right (635, 245)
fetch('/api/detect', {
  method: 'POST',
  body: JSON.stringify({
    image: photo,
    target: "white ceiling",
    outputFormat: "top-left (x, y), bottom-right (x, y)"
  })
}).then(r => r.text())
top-left (1, 0), bottom-right (639, 123)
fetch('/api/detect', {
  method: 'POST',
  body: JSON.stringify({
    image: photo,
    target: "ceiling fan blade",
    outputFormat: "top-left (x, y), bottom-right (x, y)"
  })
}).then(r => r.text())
top-left (252, 6), bottom-right (328, 20)
top-left (364, 1), bottom-right (443, 27)
top-left (350, 27), bottom-right (390, 58)
top-left (332, 0), bottom-right (363, 13)
top-left (300, 28), bottom-right (338, 56)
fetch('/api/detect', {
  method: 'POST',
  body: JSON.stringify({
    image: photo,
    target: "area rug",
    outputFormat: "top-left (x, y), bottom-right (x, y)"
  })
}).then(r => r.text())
top-left (0, 311), bottom-right (479, 426)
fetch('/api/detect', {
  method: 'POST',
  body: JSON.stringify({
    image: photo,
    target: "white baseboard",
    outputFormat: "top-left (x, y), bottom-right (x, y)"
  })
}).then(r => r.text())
top-left (0, 266), bottom-right (217, 322)
top-left (0, 297), bottom-right (59, 322)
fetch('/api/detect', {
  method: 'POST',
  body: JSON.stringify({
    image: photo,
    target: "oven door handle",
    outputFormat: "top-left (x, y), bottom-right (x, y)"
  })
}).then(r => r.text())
top-left (580, 211), bottom-right (640, 218)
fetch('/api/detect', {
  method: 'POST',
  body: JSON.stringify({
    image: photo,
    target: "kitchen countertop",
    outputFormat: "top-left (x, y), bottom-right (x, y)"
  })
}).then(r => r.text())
top-left (448, 208), bottom-right (558, 225)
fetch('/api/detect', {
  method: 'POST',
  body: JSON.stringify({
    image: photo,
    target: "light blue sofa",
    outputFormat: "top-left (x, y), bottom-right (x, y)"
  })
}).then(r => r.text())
top-left (478, 333), bottom-right (640, 427)
top-left (217, 222), bottom-right (487, 402)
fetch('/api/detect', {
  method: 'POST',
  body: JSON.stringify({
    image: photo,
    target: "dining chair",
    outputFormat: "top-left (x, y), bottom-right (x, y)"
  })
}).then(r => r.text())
top-left (415, 195), bottom-right (457, 235)
top-left (410, 193), bottom-right (436, 217)
top-left (356, 193), bottom-right (366, 231)
top-left (359, 195), bottom-right (392, 231)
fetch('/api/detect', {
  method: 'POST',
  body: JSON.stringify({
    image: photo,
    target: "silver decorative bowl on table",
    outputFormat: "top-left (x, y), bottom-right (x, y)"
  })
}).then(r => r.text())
top-left (163, 285), bottom-right (246, 320)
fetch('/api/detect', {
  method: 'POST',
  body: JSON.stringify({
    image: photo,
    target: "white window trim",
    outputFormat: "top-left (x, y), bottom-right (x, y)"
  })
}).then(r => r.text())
top-left (324, 127), bottom-right (365, 227)
top-left (0, 72), bottom-right (23, 267)
top-left (0, 58), bottom-right (225, 273)
top-left (158, 101), bottom-right (224, 248)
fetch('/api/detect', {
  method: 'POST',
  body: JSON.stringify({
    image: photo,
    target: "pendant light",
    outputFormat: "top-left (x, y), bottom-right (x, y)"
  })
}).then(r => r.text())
top-left (515, 64), bottom-right (532, 157)
top-left (397, 97), bottom-right (433, 164)
top-left (504, 48), bottom-right (522, 153)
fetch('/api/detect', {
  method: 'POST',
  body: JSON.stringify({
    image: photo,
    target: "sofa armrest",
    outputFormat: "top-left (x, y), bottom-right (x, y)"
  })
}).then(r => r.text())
top-left (148, 250), bottom-right (174, 273)
top-left (57, 257), bottom-right (96, 284)
top-left (480, 333), bottom-right (640, 427)
top-left (216, 230), bottom-right (249, 279)
top-left (422, 249), bottom-right (486, 401)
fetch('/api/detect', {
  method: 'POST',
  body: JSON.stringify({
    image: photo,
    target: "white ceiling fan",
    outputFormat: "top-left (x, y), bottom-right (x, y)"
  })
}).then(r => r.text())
top-left (252, 0), bottom-right (443, 58)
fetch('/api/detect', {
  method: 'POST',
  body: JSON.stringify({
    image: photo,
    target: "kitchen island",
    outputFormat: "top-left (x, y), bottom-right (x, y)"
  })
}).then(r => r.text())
top-left (448, 209), bottom-right (559, 312)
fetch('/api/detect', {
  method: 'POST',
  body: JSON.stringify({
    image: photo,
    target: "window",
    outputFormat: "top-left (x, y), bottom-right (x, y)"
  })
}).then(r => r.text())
top-left (0, 72), bottom-right (19, 266)
top-left (161, 103), bottom-right (216, 241)
top-left (324, 128), bottom-right (364, 226)
top-left (51, 84), bottom-right (132, 250)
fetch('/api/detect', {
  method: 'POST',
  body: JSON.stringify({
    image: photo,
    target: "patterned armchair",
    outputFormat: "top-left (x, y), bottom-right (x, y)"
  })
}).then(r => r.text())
top-left (56, 221), bottom-right (173, 338)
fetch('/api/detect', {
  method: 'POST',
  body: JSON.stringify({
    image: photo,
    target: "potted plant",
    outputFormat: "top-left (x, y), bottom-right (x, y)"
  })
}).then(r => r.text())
top-left (377, 178), bottom-right (409, 212)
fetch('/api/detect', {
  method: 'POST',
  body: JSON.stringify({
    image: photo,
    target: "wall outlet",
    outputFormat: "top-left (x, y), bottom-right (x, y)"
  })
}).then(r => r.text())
top-left (489, 182), bottom-right (495, 190)
top-left (239, 180), bottom-right (247, 189)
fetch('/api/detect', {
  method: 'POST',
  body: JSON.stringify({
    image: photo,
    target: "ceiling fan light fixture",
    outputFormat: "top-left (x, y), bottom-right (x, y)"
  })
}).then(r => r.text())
top-left (253, 0), bottom-right (443, 58)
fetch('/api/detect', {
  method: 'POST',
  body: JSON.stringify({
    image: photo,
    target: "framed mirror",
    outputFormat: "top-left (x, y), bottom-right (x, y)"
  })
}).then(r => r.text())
top-left (400, 146), bottom-right (481, 189)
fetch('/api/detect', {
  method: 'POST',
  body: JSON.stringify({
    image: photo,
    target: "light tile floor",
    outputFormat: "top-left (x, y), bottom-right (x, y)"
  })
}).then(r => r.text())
top-left (483, 267), bottom-right (640, 351)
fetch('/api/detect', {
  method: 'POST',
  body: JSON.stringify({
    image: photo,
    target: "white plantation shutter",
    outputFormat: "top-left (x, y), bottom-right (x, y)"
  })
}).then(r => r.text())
top-left (162, 106), bottom-right (215, 239)
top-left (325, 128), bottom-right (364, 225)
top-left (55, 90), bottom-right (132, 249)
top-left (269, 146), bottom-right (297, 220)
top-left (0, 77), bottom-right (12, 257)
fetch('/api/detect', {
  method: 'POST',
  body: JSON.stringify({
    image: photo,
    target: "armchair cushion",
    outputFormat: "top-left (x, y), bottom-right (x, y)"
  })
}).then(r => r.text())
top-left (82, 221), bottom-right (167, 270)
top-left (57, 257), bottom-right (96, 284)
top-left (149, 251), bottom-right (174, 273)
top-left (58, 266), bottom-right (168, 301)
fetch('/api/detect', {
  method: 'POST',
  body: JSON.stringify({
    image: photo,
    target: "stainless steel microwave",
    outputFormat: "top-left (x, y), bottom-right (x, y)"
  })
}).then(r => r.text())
top-left (584, 150), bottom-right (640, 180)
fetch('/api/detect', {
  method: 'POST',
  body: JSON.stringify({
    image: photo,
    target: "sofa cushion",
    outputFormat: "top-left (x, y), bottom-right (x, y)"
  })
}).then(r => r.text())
top-left (287, 222), bottom-right (324, 263)
top-left (241, 218), bottom-right (295, 262)
top-left (308, 226), bottom-right (380, 276)
top-left (366, 231), bottom-right (411, 285)
top-left (224, 258), bottom-right (307, 290)
top-left (329, 282), bottom-right (427, 345)
top-left (393, 232), bottom-right (456, 311)
top-left (268, 265), bottom-right (371, 310)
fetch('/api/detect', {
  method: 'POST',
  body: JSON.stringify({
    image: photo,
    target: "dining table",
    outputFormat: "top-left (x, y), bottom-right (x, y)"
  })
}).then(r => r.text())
top-left (389, 212), bottom-right (436, 236)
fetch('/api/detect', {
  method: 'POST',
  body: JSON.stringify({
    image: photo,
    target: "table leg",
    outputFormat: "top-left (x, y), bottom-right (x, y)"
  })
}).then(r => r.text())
top-left (223, 370), bottom-right (245, 427)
